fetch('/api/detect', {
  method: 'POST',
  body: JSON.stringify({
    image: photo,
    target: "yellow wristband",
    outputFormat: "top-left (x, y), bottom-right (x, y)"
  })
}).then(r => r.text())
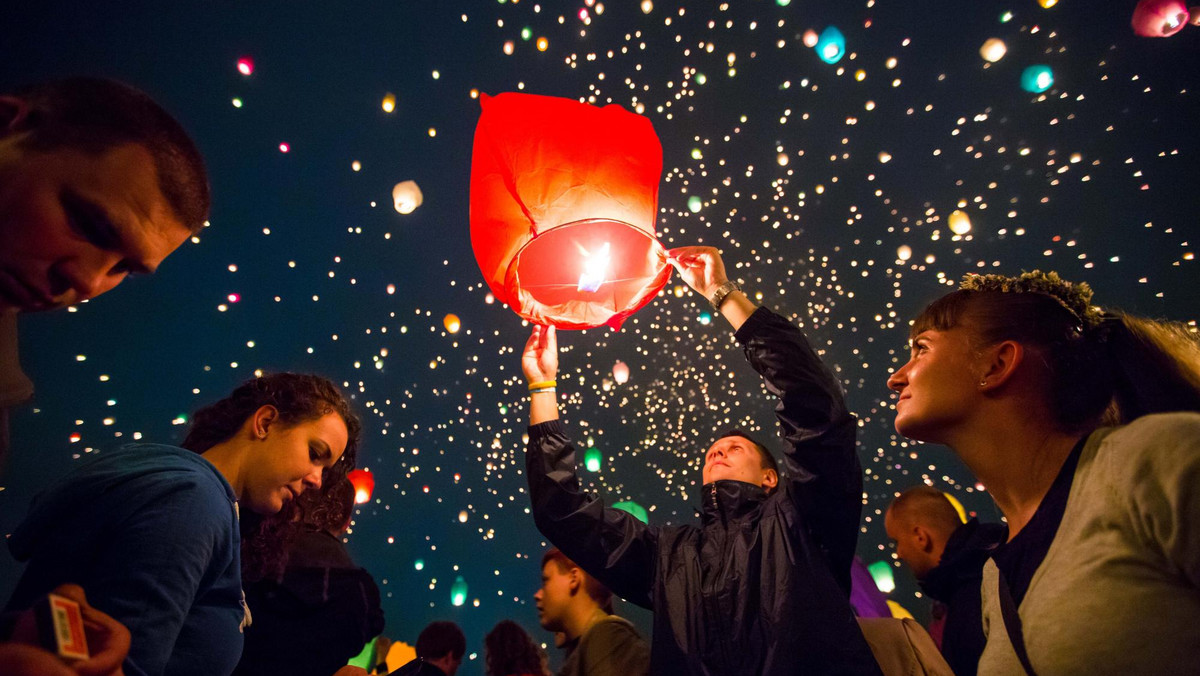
top-left (528, 380), bottom-right (557, 390)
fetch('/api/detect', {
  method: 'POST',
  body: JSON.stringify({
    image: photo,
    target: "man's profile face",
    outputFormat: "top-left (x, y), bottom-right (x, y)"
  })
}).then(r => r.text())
top-left (701, 435), bottom-right (777, 489)
top-left (0, 131), bottom-right (190, 313)
top-left (534, 560), bottom-right (573, 632)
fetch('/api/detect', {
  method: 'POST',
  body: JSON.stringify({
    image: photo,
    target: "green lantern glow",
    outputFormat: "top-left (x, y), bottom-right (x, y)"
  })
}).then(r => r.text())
top-left (584, 447), bottom-right (602, 472)
top-left (451, 575), bottom-right (468, 606)
top-left (613, 501), bottom-right (649, 523)
top-left (868, 560), bottom-right (896, 594)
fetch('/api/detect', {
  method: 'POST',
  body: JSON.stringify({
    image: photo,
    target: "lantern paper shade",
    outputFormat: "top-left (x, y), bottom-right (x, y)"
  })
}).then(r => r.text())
top-left (1021, 65), bottom-right (1055, 93)
top-left (392, 180), bottom-right (423, 214)
top-left (470, 93), bottom-right (672, 330)
top-left (348, 469), bottom-right (374, 504)
top-left (612, 360), bottom-right (630, 384)
top-left (584, 447), bottom-right (602, 472)
top-left (450, 575), bottom-right (468, 606)
top-left (613, 500), bottom-right (649, 523)
top-left (867, 560), bottom-right (896, 594)
top-left (815, 26), bottom-right (846, 64)
top-left (1131, 0), bottom-right (1190, 36)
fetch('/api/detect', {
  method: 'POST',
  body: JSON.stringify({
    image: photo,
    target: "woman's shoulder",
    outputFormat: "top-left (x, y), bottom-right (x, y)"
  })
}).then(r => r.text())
top-left (1089, 412), bottom-right (1200, 484)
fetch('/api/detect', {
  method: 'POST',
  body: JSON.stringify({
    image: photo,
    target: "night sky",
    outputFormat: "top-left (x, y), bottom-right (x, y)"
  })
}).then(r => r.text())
top-left (2, 1), bottom-right (1198, 672)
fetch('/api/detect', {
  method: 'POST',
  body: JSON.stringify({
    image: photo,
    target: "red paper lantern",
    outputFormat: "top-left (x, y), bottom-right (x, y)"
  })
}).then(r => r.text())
top-left (470, 93), bottom-right (671, 330)
top-left (347, 469), bottom-right (374, 504)
top-left (1131, 0), bottom-right (1190, 37)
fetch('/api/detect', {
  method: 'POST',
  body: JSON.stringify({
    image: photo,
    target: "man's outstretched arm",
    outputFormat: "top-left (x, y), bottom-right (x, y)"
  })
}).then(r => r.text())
top-left (522, 326), bottom-right (657, 609)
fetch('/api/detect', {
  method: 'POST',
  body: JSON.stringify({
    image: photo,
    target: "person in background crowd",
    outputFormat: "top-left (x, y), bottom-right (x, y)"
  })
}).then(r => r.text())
top-left (521, 246), bottom-right (881, 675)
top-left (5, 373), bottom-right (359, 676)
top-left (535, 548), bottom-right (648, 676)
top-left (234, 476), bottom-right (385, 676)
top-left (888, 270), bottom-right (1200, 674)
top-left (388, 621), bottom-right (466, 676)
top-left (484, 619), bottom-right (550, 676)
top-left (0, 77), bottom-right (209, 471)
top-left (886, 486), bottom-right (1005, 676)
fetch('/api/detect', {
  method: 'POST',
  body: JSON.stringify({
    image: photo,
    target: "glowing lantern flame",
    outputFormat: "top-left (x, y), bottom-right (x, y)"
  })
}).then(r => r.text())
top-left (451, 575), bottom-right (468, 606)
top-left (347, 469), bottom-right (374, 504)
top-left (815, 26), bottom-right (846, 64)
top-left (236, 58), bottom-right (254, 75)
top-left (584, 447), bottom-right (602, 472)
top-left (948, 210), bottom-right (972, 235)
top-left (1131, 0), bottom-right (1190, 36)
top-left (382, 93), bottom-right (396, 113)
top-left (469, 93), bottom-right (671, 330)
top-left (443, 314), bottom-right (461, 333)
top-left (979, 38), bottom-right (1007, 62)
top-left (1021, 65), bottom-right (1055, 93)
top-left (392, 180), bottom-right (424, 215)
top-left (612, 360), bottom-right (630, 384)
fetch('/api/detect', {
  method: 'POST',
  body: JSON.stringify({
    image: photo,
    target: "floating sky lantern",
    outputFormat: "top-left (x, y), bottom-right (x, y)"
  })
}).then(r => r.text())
top-left (347, 469), bottom-right (375, 504)
top-left (815, 26), bottom-right (846, 64)
top-left (612, 360), bottom-right (630, 384)
top-left (612, 500), bottom-right (649, 523)
top-left (867, 560), bottom-right (896, 594)
top-left (392, 180), bottom-right (423, 215)
top-left (1021, 65), bottom-right (1055, 93)
top-left (948, 209), bottom-right (973, 235)
top-left (979, 38), bottom-right (1007, 62)
top-left (1038, 0), bottom-right (1058, 8)
top-left (469, 93), bottom-right (671, 330)
top-left (584, 447), bottom-right (602, 472)
top-left (450, 575), bottom-right (468, 606)
top-left (443, 313), bottom-right (461, 333)
top-left (236, 57), bottom-right (254, 76)
top-left (897, 245), bottom-right (912, 261)
top-left (382, 93), bottom-right (396, 113)
top-left (802, 29), bottom-right (819, 48)
top-left (1131, 0), bottom-right (1190, 37)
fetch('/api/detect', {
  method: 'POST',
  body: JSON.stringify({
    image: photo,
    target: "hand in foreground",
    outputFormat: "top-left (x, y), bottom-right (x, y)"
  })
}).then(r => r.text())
top-left (522, 324), bottom-right (558, 384)
top-left (668, 246), bottom-right (729, 299)
top-left (4, 584), bottom-right (129, 676)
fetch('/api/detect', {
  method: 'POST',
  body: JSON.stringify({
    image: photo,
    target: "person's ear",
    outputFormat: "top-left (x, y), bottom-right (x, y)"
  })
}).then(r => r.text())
top-left (568, 567), bottom-right (582, 595)
top-left (0, 96), bottom-right (33, 136)
top-left (251, 405), bottom-right (279, 439)
top-left (978, 340), bottom-right (1024, 391)
top-left (913, 526), bottom-right (934, 553)
top-left (761, 468), bottom-right (778, 492)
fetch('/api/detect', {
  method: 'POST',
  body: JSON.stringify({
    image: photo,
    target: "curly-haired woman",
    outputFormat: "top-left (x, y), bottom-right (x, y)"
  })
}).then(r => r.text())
top-left (484, 620), bottom-right (549, 676)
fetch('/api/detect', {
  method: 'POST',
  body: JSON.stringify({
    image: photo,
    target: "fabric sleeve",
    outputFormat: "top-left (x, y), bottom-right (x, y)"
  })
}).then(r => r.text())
top-left (734, 306), bottom-right (863, 595)
top-left (579, 620), bottom-right (651, 676)
top-left (526, 420), bottom-right (658, 608)
top-left (83, 480), bottom-right (233, 676)
top-left (1120, 414), bottom-right (1200, 589)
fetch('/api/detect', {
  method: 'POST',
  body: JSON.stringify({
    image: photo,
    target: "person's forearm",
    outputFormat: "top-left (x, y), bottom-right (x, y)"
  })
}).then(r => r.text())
top-left (719, 289), bottom-right (757, 331)
top-left (530, 390), bottom-right (559, 425)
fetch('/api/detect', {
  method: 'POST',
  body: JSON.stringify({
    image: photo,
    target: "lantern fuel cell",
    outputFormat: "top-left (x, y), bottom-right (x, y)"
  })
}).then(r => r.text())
top-left (36, 593), bottom-right (89, 661)
top-left (469, 92), bottom-right (672, 330)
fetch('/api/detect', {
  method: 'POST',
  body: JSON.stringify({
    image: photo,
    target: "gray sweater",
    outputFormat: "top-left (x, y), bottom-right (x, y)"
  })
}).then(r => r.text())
top-left (978, 413), bottom-right (1200, 675)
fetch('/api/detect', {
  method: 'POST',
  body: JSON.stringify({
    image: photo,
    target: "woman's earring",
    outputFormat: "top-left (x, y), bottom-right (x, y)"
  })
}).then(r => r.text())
top-left (979, 379), bottom-right (987, 387)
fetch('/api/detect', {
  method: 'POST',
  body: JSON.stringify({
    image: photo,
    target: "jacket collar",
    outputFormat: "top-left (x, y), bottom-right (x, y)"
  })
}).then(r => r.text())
top-left (920, 518), bottom-right (1007, 601)
top-left (700, 480), bottom-right (767, 526)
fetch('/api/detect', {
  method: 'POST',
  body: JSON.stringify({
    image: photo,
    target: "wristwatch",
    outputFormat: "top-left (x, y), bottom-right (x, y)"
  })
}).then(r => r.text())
top-left (709, 280), bottom-right (741, 310)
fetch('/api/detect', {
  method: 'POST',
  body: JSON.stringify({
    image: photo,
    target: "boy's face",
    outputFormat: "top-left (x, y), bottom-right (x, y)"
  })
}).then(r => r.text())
top-left (702, 435), bottom-right (776, 490)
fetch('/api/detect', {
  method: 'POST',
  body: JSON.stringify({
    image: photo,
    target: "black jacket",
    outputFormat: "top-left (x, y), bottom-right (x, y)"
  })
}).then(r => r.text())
top-left (527, 307), bottom-right (882, 675)
top-left (234, 530), bottom-right (385, 676)
top-left (920, 519), bottom-right (1006, 676)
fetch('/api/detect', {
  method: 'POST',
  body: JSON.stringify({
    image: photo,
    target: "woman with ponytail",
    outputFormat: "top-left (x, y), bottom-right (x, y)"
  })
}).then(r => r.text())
top-left (5, 373), bottom-right (360, 676)
top-left (887, 271), bottom-right (1200, 675)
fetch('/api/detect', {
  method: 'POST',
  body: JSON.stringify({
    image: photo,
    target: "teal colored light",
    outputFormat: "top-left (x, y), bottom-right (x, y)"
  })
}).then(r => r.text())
top-left (815, 26), bottom-right (845, 64)
top-left (521, 27), bottom-right (532, 41)
top-left (414, 559), bottom-right (424, 571)
top-left (698, 312), bottom-right (713, 325)
top-left (776, 0), bottom-right (791, 5)
top-left (584, 447), bottom-right (602, 472)
top-left (687, 195), bottom-right (703, 213)
top-left (613, 501), bottom-right (649, 523)
top-left (868, 560), bottom-right (896, 594)
top-left (1021, 65), bottom-right (1054, 93)
top-left (451, 575), bottom-right (468, 606)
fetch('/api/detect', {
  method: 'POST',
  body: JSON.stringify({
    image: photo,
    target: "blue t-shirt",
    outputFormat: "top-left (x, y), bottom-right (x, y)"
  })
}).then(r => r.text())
top-left (6, 444), bottom-right (245, 676)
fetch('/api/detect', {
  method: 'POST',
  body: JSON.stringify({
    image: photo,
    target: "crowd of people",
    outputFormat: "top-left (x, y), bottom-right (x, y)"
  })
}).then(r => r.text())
top-left (1, 77), bottom-right (1198, 676)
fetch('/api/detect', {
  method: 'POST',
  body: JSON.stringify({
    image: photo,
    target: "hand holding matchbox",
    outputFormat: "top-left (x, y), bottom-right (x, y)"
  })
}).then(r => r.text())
top-left (1, 584), bottom-right (130, 675)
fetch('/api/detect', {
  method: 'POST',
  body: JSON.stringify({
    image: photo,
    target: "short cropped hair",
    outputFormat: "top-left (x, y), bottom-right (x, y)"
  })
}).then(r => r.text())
top-left (10, 77), bottom-right (210, 234)
top-left (888, 485), bottom-right (964, 536)
top-left (416, 621), bottom-right (466, 661)
top-left (542, 548), bottom-right (613, 611)
top-left (718, 428), bottom-right (779, 475)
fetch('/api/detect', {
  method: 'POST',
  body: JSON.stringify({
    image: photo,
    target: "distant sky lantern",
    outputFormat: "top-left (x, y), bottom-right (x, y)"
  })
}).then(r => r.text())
top-left (236, 57), bottom-right (254, 75)
top-left (1192, 5), bottom-right (1200, 25)
top-left (443, 313), bottom-right (461, 333)
top-left (382, 93), bottom-right (396, 113)
top-left (815, 26), bottom-right (846, 64)
top-left (392, 180), bottom-right (423, 214)
top-left (979, 38), bottom-right (1007, 62)
top-left (687, 195), bottom-right (703, 213)
top-left (450, 576), bottom-right (468, 606)
top-left (948, 209), bottom-right (973, 235)
top-left (802, 29), bottom-right (819, 48)
top-left (897, 245), bottom-right (912, 261)
top-left (1021, 65), bottom-right (1055, 93)
top-left (347, 469), bottom-right (374, 504)
top-left (584, 447), bottom-right (602, 471)
top-left (867, 560), bottom-right (896, 594)
top-left (612, 360), bottom-right (630, 383)
top-left (1038, 0), bottom-right (1058, 7)
top-left (469, 93), bottom-right (671, 330)
top-left (1131, 0), bottom-right (1190, 36)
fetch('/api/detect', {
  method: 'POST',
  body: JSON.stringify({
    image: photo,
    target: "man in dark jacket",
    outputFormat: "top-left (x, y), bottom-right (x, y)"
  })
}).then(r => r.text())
top-left (520, 246), bottom-right (882, 675)
top-left (885, 486), bottom-right (1005, 676)
top-left (389, 621), bottom-right (465, 676)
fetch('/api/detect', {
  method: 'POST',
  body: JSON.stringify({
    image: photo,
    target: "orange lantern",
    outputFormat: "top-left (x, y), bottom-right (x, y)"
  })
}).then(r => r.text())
top-left (469, 93), bottom-right (672, 330)
top-left (347, 469), bottom-right (374, 504)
